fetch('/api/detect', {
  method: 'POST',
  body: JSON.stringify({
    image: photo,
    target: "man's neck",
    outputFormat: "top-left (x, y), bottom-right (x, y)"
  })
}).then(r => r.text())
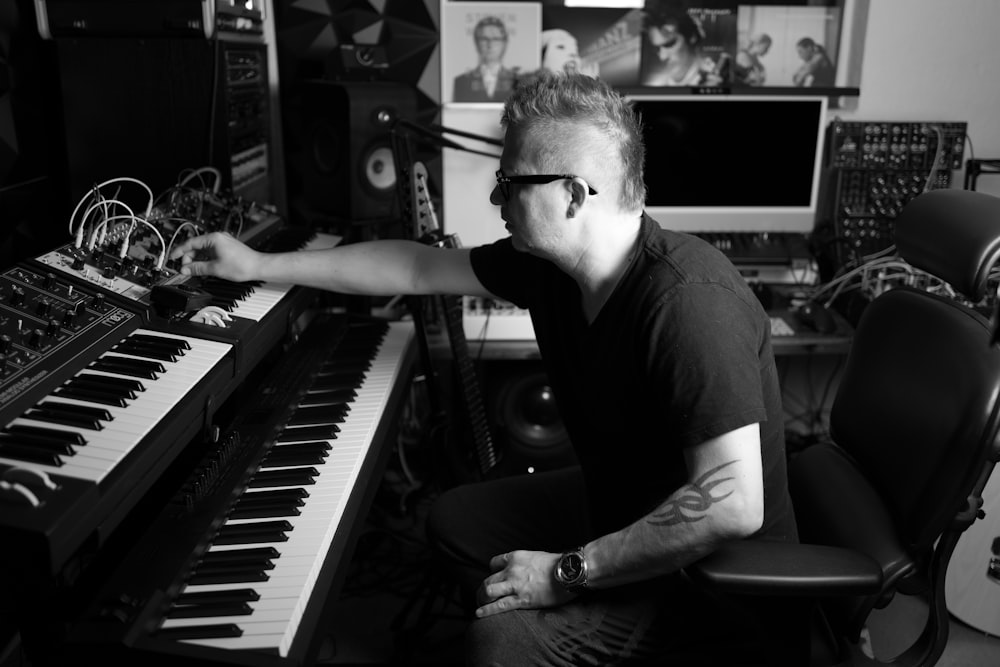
top-left (569, 214), bottom-right (643, 323)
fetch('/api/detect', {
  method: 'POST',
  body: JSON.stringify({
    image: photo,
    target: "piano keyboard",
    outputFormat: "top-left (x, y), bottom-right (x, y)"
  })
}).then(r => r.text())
top-left (143, 316), bottom-right (415, 657)
top-left (0, 329), bottom-right (232, 484)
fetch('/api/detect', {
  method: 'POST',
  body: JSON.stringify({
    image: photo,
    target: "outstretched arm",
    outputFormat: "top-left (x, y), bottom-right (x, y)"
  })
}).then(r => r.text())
top-left (169, 231), bottom-right (494, 298)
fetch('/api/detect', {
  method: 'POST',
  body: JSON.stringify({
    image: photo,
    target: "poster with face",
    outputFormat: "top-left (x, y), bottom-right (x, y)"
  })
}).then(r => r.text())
top-left (541, 6), bottom-right (645, 86)
top-left (640, 2), bottom-right (737, 88)
top-left (441, 2), bottom-right (542, 105)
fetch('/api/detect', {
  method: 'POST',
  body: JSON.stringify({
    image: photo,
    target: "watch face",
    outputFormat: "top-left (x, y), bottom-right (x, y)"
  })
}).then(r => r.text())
top-left (561, 552), bottom-right (583, 581)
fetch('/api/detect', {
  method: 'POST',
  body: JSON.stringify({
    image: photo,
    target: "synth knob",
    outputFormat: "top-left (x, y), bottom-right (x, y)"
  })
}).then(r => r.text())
top-left (71, 257), bottom-right (85, 271)
top-left (9, 287), bottom-right (24, 307)
top-left (0, 335), bottom-right (11, 354)
top-left (46, 319), bottom-right (60, 337)
top-left (62, 308), bottom-right (76, 327)
top-left (0, 354), bottom-right (7, 373)
top-left (29, 328), bottom-right (43, 348)
top-left (36, 301), bottom-right (52, 318)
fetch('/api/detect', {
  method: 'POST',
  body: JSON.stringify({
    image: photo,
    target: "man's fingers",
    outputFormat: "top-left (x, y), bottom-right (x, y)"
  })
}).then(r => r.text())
top-left (484, 579), bottom-right (515, 601)
top-left (171, 232), bottom-right (223, 260)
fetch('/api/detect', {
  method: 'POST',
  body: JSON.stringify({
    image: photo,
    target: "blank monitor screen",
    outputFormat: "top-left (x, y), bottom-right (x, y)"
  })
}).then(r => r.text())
top-left (628, 95), bottom-right (827, 233)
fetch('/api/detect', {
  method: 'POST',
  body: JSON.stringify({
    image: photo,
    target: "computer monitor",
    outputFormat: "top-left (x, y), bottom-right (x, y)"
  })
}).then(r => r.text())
top-left (628, 95), bottom-right (828, 234)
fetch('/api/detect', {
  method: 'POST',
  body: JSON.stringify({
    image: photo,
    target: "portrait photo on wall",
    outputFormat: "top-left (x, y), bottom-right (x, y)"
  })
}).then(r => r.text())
top-left (733, 4), bottom-right (842, 88)
top-left (440, 1), bottom-right (542, 105)
top-left (639, 1), bottom-right (737, 88)
top-left (541, 6), bottom-right (645, 86)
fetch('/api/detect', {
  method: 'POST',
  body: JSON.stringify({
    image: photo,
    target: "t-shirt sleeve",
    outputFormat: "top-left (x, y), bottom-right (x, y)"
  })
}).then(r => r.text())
top-left (469, 238), bottom-right (539, 309)
top-left (644, 282), bottom-right (768, 450)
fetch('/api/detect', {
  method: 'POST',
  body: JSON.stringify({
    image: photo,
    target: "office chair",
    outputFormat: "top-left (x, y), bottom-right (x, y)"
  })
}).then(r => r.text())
top-left (687, 188), bottom-right (1000, 666)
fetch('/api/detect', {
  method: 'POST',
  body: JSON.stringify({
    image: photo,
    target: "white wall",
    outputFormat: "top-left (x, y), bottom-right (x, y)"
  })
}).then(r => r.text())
top-left (840, 0), bottom-right (1000, 197)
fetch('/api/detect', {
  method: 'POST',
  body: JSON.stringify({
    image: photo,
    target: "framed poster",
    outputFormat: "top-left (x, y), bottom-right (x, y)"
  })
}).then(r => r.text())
top-left (734, 4), bottom-right (843, 88)
top-left (441, 1), bottom-right (542, 105)
top-left (542, 6), bottom-right (645, 86)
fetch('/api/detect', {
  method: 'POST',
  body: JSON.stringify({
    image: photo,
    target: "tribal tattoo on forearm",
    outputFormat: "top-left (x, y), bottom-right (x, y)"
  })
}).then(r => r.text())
top-left (646, 460), bottom-right (737, 526)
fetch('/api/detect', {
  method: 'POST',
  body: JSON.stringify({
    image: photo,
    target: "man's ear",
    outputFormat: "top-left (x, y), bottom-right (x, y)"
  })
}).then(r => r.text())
top-left (565, 177), bottom-right (589, 218)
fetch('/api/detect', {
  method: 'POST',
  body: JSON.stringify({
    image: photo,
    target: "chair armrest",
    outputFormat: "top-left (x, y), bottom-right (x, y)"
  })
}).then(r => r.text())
top-left (687, 540), bottom-right (883, 597)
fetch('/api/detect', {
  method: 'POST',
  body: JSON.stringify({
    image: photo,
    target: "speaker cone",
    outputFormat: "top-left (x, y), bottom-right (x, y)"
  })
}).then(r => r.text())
top-left (494, 370), bottom-right (571, 463)
top-left (361, 144), bottom-right (396, 194)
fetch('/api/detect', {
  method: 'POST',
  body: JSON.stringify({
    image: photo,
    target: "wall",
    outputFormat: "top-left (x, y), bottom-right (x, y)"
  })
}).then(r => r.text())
top-left (837, 0), bottom-right (1000, 197)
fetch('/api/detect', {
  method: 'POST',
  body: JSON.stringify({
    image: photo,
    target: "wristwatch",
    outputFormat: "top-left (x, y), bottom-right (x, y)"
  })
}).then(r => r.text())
top-left (554, 546), bottom-right (589, 593)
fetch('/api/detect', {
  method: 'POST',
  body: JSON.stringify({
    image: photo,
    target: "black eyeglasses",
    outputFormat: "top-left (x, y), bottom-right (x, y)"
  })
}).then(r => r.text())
top-left (495, 170), bottom-right (598, 200)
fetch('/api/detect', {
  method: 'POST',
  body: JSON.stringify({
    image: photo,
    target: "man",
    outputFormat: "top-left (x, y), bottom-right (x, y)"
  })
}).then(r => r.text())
top-left (640, 3), bottom-right (725, 87)
top-left (792, 37), bottom-right (835, 87)
top-left (734, 32), bottom-right (772, 86)
top-left (171, 72), bottom-right (803, 664)
top-left (453, 15), bottom-right (519, 103)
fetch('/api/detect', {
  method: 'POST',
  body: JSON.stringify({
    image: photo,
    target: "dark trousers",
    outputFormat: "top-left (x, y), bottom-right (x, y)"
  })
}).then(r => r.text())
top-left (426, 466), bottom-right (810, 666)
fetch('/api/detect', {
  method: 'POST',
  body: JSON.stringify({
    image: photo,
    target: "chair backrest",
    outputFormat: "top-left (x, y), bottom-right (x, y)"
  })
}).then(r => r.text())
top-left (790, 189), bottom-right (1000, 658)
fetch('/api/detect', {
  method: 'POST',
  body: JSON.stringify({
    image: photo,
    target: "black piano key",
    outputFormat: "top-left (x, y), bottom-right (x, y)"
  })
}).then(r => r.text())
top-left (285, 405), bottom-right (348, 426)
top-left (61, 377), bottom-right (136, 400)
top-left (174, 588), bottom-right (260, 605)
top-left (52, 386), bottom-right (128, 407)
top-left (299, 387), bottom-right (356, 405)
top-left (166, 602), bottom-right (253, 619)
top-left (187, 569), bottom-right (271, 585)
top-left (22, 405), bottom-right (105, 430)
top-left (261, 443), bottom-right (330, 467)
top-left (197, 547), bottom-right (281, 567)
top-left (248, 467), bottom-right (318, 487)
top-left (37, 401), bottom-right (112, 422)
top-left (112, 340), bottom-right (180, 362)
top-left (275, 424), bottom-right (340, 442)
top-left (75, 372), bottom-right (145, 393)
top-left (156, 624), bottom-right (243, 640)
top-left (234, 493), bottom-right (306, 510)
top-left (131, 332), bottom-right (190, 350)
top-left (0, 441), bottom-right (64, 466)
top-left (234, 488), bottom-right (308, 504)
top-left (229, 505), bottom-right (301, 520)
top-left (309, 376), bottom-right (362, 392)
top-left (0, 433), bottom-right (75, 455)
top-left (5, 424), bottom-right (86, 445)
top-left (90, 356), bottom-right (163, 379)
top-left (213, 520), bottom-right (292, 545)
top-left (316, 361), bottom-right (370, 376)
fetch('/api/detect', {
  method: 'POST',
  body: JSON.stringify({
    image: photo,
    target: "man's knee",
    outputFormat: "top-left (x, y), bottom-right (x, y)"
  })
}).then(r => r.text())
top-left (465, 612), bottom-right (540, 667)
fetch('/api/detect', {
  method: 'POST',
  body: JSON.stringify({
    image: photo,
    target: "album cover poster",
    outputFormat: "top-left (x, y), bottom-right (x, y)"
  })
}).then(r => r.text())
top-left (441, 1), bottom-right (542, 105)
top-left (639, 3), bottom-right (737, 88)
top-left (733, 4), bottom-right (842, 88)
top-left (541, 6), bottom-right (645, 87)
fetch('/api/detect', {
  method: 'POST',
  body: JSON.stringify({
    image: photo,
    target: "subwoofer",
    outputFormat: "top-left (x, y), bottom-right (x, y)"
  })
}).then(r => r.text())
top-left (483, 362), bottom-right (577, 475)
top-left (284, 80), bottom-right (416, 225)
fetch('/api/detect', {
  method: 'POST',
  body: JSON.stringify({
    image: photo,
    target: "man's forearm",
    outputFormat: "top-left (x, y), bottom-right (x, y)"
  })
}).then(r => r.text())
top-left (256, 239), bottom-right (429, 295)
top-left (583, 460), bottom-right (756, 589)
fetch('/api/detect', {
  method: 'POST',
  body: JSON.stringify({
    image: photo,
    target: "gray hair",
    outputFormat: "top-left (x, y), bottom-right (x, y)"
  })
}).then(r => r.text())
top-left (501, 71), bottom-right (646, 212)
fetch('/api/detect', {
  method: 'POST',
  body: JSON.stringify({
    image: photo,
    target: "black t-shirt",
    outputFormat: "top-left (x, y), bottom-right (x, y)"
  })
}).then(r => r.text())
top-left (470, 214), bottom-right (796, 542)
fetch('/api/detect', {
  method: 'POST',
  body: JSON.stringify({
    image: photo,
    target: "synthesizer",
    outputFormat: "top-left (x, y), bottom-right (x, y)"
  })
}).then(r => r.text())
top-left (0, 178), bottom-right (419, 667)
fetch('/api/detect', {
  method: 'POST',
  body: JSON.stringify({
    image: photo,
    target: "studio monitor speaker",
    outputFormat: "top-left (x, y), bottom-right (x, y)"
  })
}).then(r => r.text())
top-left (482, 361), bottom-right (577, 475)
top-left (285, 80), bottom-right (416, 225)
